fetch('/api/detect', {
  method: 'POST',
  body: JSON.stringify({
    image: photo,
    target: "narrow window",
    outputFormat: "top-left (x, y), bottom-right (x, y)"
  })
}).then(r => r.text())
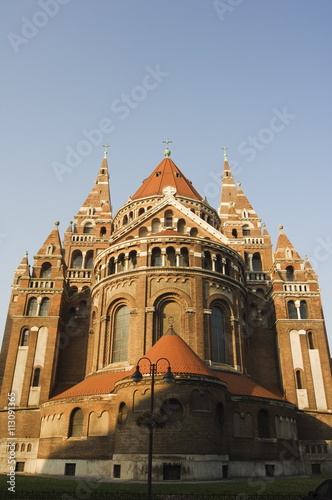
top-left (128, 250), bottom-right (137, 270)
top-left (151, 247), bottom-right (162, 266)
top-left (151, 219), bottom-right (160, 233)
top-left (210, 306), bottom-right (226, 363)
top-left (252, 253), bottom-right (262, 271)
top-left (242, 224), bottom-right (250, 236)
top-left (85, 250), bottom-right (93, 269)
top-left (71, 251), bottom-right (83, 269)
top-left (203, 251), bottom-right (212, 270)
top-left (32, 367), bottom-right (41, 387)
top-left (108, 257), bottom-right (115, 275)
top-left (41, 262), bottom-right (51, 278)
top-left (286, 266), bottom-right (294, 281)
top-left (69, 408), bottom-right (83, 437)
top-left (177, 219), bottom-right (186, 233)
top-left (138, 207), bottom-right (145, 216)
top-left (112, 306), bottom-right (130, 363)
top-left (165, 210), bottom-right (173, 228)
top-left (139, 227), bottom-right (148, 237)
top-left (308, 331), bottom-right (314, 349)
top-left (166, 247), bottom-right (176, 266)
top-left (179, 248), bottom-right (189, 266)
top-left (39, 298), bottom-right (50, 316)
top-left (27, 298), bottom-right (38, 316)
top-left (232, 228), bottom-right (238, 238)
top-left (300, 300), bottom-right (308, 319)
top-left (83, 222), bottom-right (93, 234)
top-left (287, 301), bottom-right (297, 319)
top-left (117, 254), bottom-right (125, 272)
top-left (100, 226), bottom-right (106, 236)
top-left (258, 409), bottom-right (270, 438)
top-left (296, 370), bottom-right (303, 389)
top-left (21, 329), bottom-right (29, 346)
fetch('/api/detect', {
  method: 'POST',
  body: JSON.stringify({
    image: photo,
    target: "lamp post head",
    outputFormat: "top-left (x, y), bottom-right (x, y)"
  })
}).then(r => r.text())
top-left (131, 365), bottom-right (143, 383)
top-left (163, 366), bottom-right (175, 384)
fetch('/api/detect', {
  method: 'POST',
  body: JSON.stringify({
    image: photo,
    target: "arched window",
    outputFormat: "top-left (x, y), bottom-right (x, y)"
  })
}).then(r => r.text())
top-left (215, 254), bottom-right (222, 273)
top-left (41, 262), bottom-right (51, 278)
top-left (165, 210), bottom-right (173, 228)
top-left (151, 219), bottom-right (160, 233)
top-left (166, 247), bottom-right (176, 266)
top-left (108, 257), bottom-right (115, 275)
top-left (287, 301), bottom-right (297, 319)
top-left (286, 266), bottom-right (294, 281)
top-left (123, 214), bottom-right (128, 225)
top-left (71, 250), bottom-right (82, 269)
top-left (117, 254), bottom-right (125, 272)
top-left (203, 251), bottom-right (212, 270)
top-left (112, 305), bottom-right (130, 363)
top-left (139, 227), bottom-right (148, 237)
top-left (296, 370), bottom-right (303, 389)
top-left (155, 300), bottom-right (181, 342)
top-left (32, 367), bottom-right (41, 387)
top-left (151, 247), bottom-right (162, 266)
top-left (39, 298), bottom-right (50, 316)
top-left (160, 398), bottom-right (183, 423)
top-left (177, 219), bottom-right (186, 233)
top-left (69, 408), bottom-right (84, 437)
top-left (83, 222), bottom-right (93, 234)
top-left (21, 328), bottom-right (29, 346)
top-left (78, 301), bottom-right (86, 316)
top-left (27, 298), bottom-right (38, 316)
top-left (85, 250), bottom-right (93, 269)
top-left (250, 303), bottom-right (258, 319)
top-left (27, 443), bottom-right (32, 452)
top-left (242, 224), bottom-right (250, 236)
top-left (179, 248), bottom-right (189, 266)
top-left (100, 226), bottom-right (106, 237)
top-left (308, 331), bottom-right (314, 349)
top-left (210, 306), bottom-right (226, 363)
top-left (21, 443), bottom-right (25, 452)
top-left (138, 207), bottom-right (145, 216)
top-left (252, 253), bottom-right (262, 271)
top-left (190, 227), bottom-right (198, 237)
top-left (232, 228), bottom-right (238, 238)
top-left (258, 409), bottom-right (270, 438)
top-left (128, 211), bottom-right (133, 222)
top-left (225, 258), bottom-right (231, 276)
top-left (300, 300), bottom-right (308, 319)
top-left (128, 250), bottom-right (137, 270)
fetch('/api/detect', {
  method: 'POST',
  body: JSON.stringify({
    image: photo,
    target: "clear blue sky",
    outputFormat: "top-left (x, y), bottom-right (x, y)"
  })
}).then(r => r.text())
top-left (1, 0), bottom-right (332, 347)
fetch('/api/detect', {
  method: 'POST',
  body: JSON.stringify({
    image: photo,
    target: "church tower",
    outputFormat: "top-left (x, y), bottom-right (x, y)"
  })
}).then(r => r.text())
top-left (271, 226), bottom-right (332, 418)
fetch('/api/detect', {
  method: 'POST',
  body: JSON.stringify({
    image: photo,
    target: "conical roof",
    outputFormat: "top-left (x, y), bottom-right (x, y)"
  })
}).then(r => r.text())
top-left (131, 157), bottom-right (203, 201)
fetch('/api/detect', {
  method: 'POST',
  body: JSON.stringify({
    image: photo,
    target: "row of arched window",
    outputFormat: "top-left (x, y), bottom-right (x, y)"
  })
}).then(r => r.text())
top-left (71, 250), bottom-right (93, 269)
top-left (8, 443), bottom-right (32, 453)
top-left (26, 297), bottom-right (50, 316)
top-left (118, 208), bottom-right (219, 231)
top-left (233, 409), bottom-right (296, 439)
top-left (104, 247), bottom-right (241, 281)
top-left (102, 300), bottom-right (228, 366)
top-left (287, 300), bottom-right (309, 319)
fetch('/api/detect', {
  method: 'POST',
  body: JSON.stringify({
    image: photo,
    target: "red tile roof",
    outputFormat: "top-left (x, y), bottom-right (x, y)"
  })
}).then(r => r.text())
top-left (131, 158), bottom-right (203, 201)
top-left (51, 334), bottom-right (284, 402)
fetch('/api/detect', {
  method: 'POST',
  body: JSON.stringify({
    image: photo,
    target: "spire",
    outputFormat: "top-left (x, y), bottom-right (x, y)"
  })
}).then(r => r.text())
top-left (131, 157), bottom-right (203, 201)
top-left (218, 149), bottom-right (238, 219)
top-left (78, 154), bottom-right (112, 219)
top-left (14, 251), bottom-right (30, 278)
top-left (35, 221), bottom-right (63, 257)
top-left (274, 225), bottom-right (301, 259)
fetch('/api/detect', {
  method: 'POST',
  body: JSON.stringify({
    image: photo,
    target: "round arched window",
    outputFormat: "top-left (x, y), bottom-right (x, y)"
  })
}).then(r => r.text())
top-left (117, 402), bottom-right (128, 426)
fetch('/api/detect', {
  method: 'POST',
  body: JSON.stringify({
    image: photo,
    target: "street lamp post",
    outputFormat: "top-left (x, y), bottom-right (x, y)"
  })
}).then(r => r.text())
top-left (132, 357), bottom-right (174, 500)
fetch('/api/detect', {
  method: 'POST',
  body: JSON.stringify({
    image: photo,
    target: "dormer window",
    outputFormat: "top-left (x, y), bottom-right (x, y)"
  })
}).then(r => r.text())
top-left (88, 207), bottom-right (94, 216)
top-left (155, 172), bottom-right (161, 177)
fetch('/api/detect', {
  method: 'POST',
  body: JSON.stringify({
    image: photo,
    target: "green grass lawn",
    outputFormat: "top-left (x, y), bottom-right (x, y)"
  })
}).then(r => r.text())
top-left (0, 473), bottom-right (328, 497)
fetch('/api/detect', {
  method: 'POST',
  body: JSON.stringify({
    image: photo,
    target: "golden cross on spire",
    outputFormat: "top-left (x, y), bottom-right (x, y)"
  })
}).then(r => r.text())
top-left (103, 144), bottom-right (110, 158)
top-left (163, 137), bottom-right (172, 157)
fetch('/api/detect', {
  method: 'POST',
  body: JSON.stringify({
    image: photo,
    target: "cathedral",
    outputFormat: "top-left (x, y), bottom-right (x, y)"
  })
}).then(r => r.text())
top-left (0, 144), bottom-right (331, 481)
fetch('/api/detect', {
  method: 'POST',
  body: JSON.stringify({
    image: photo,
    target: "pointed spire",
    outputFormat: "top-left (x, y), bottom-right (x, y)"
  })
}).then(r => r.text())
top-left (35, 221), bottom-right (63, 257)
top-left (15, 251), bottom-right (30, 278)
top-left (218, 149), bottom-right (238, 218)
top-left (78, 153), bottom-right (112, 220)
top-left (275, 225), bottom-right (301, 259)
